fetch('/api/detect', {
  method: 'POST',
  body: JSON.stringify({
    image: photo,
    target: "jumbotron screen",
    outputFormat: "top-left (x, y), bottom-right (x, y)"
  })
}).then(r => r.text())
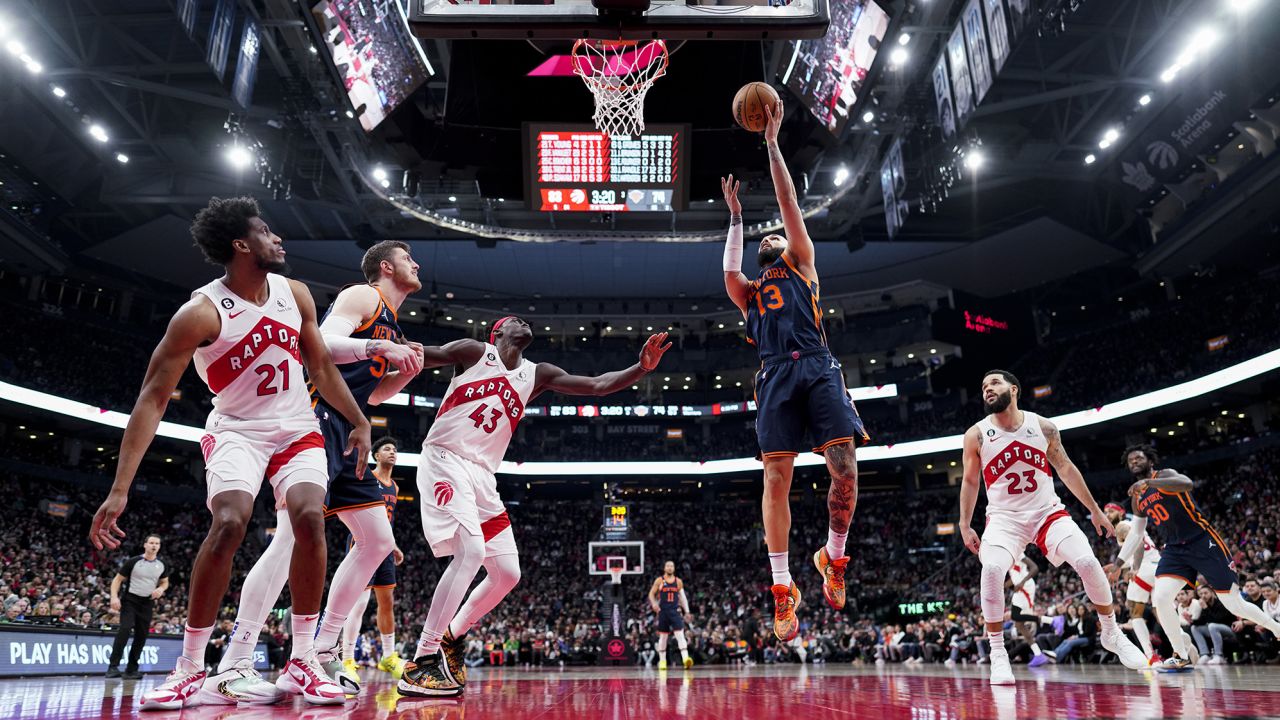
top-left (524, 123), bottom-right (689, 212)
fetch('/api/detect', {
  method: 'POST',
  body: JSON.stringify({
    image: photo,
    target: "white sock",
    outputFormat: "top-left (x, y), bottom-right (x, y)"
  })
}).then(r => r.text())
top-left (1030, 642), bottom-right (1042, 656)
top-left (182, 624), bottom-right (214, 668)
top-left (825, 529), bottom-right (848, 561)
top-left (218, 619), bottom-right (264, 673)
top-left (381, 633), bottom-right (396, 657)
top-left (291, 611), bottom-right (320, 659)
top-left (769, 551), bottom-right (791, 587)
top-left (1098, 611), bottom-right (1118, 635)
top-left (316, 610), bottom-right (349, 655)
top-left (988, 631), bottom-right (1006, 655)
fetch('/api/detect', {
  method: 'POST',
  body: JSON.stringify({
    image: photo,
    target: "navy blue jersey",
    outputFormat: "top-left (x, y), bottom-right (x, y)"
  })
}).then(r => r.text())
top-left (657, 578), bottom-right (681, 611)
top-left (311, 285), bottom-right (403, 412)
top-left (1133, 480), bottom-right (1226, 549)
top-left (745, 252), bottom-right (828, 361)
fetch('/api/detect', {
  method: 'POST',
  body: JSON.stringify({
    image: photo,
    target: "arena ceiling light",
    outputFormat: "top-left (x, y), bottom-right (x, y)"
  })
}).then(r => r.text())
top-left (88, 124), bottom-right (109, 143)
top-left (962, 151), bottom-right (985, 170)
top-left (225, 144), bottom-right (253, 169)
top-left (115, 153), bottom-right (129, 164)
top-left (861, 110), bottom-right (875, 124)
top-left (51, 85), bottom-right (66, 98)
top-left (834, 165), bottom-right (849, 187)
top-left (1084, 154), bottom-right (1096, 165)
top-left (889, 47), bottom-right (908, 67)
top-left (898, 32), bottom-right (911, 45)
top-left (1138, 93), bottom-right (1152, 106)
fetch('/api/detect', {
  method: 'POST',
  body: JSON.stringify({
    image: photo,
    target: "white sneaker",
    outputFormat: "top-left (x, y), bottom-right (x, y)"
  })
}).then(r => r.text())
top-left (1101, 629), bottom-right (1148, 670)
top-left (944, 658), bottom-right (956, 668)
top-left (318, 645), bottom-right (360, 696)
top-left (140, 656), bottom-right (206, 711)
top-left (989, 650), bottom-right (1015, 685)
top-left (1205, 655), bottom-right (1225, 665)
top-left (276, 655), bottom-right (346, 705)
top-left (196, 658), bottom-right (284, 706)
top-left (874, 657), bottom-right (885, 666)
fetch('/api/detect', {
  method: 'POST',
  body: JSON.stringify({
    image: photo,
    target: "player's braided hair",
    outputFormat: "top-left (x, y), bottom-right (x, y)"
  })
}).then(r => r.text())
top-left (190, 196), bottom-right (261, 265)
top-left (1120, 444), bottom-right (1159, 468)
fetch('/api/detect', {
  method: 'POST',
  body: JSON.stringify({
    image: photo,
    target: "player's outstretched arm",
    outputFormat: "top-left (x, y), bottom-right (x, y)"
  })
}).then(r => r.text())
top-left (762, 100), bottom-right (816, 278)
top-left (291, 279), bottom-right (371, 478)
top-left (533, 333), bottom-right (671, 398)
top-left (721, 174), bottom-right (752, 314)
top-left (419, 338), bottom-right (486, 371)
top-left (1040, 417), bottom-right (1112, 538)
top-left (90, 297), bottom-right (216, 550)
top-left (957, 426), bottom-right (983, 555)
top-left (369, 341), bottom-right (425, 406)
top-left (1129, 468), bottom-right (1194, 496)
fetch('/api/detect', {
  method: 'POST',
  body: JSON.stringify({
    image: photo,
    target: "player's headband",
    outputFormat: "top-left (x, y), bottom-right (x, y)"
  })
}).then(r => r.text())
top-left (1103, 502), bottom-right (1125, 514)
top-left (489, 316), bottom-right (518, 344)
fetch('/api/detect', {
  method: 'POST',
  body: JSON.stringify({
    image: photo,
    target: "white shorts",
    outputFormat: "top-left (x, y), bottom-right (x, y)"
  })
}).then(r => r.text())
top-left (982, 509), bottom-right (1083, 568)
top-left (200, 411), bottom-right (327, 510)
top-left (1012, 580), bottom-right (1037, 613)
top-left (417, 445), bottom-right (517, 559)
top-left (1126, 557), bottom-right (1160, 604)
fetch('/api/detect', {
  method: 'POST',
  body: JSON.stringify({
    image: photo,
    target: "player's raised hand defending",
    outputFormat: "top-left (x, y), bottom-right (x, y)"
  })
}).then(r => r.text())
top-left (1090, 506), bottom-right (1116, 538)
top-left (960, 526), bottom-right (981, 556)
top-left (721, 174), bottom-right (742, 215)
top-left (90, 492), bottom-right (128, 550)
top-left (763, 100), bottom-right (784, 144)
top-left (639, 332), bottom-right (672, 371)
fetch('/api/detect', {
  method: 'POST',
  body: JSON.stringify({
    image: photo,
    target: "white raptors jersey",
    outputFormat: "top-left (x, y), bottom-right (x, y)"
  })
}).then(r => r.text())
top-left (424, 344), bottom-right (536, 473)
top-left (977, 411), bottom-right (1065, 522)
top-left (1010, 556), bottom-right (1036, 607)
top-left (191, 274), bottom-right (312, 422)
top-left (1136, 530), bottom-right (1162, 569)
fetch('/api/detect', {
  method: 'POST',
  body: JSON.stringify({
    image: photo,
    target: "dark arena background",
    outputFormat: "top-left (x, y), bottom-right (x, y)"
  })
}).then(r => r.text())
top-left (2, 0), bottom-right (1280, 718)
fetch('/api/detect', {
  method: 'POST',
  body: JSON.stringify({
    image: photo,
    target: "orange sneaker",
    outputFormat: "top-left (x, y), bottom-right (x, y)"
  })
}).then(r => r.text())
top-left (813, 547), bottom-right (849, 610)
top-left (771, 582), bottom-right (802, 642)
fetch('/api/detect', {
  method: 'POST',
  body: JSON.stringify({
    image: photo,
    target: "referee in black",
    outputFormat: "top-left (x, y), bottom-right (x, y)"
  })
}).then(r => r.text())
top-left (106, 534), bottom-right (170, 678)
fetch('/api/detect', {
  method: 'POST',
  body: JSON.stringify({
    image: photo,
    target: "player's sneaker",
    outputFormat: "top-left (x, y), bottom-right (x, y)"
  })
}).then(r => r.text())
top-left (812, 547), bottom-right (849, 610)
top-left (1101, 628), bottom-right (1148, 670)
top-left (988, 649), bottom-right (1015, 686)
top-left (397, 654), bottom-right (462, 698)
top-left (439, 629), bottom-right (467, 687)
top-left (140, 656), bottom-right (206, 711)
top-left (275, 655), bottom-right (346, 705)
top-left (343, 658), bottom-right (359, 676)
top-left (1028, 653), bottom-right (1052, 668)
top-left (658, 657), bottom-right (668, 670)
top-left (317, 644), bottom-right (360, 696)
top-left (378, 650), bottom-right (406, 679)
top-left (195, 657), bottom-right (284, 706)
top-left (1147, 652), bottom-right (1162, 667)
top-left (682, 654), bottom-right (694, 669)
top-left (771, 582), bottom-right (802, 642)
top-left (1155, 655), bottom-right (1194, 673)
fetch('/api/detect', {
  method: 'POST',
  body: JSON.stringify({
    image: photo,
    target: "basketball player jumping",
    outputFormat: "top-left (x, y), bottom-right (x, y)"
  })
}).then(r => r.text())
top-left (1122, 445), bottom-right (1280, 672)
top-left (648, 561), bottom-right (693, 669)
top-left (721, 100), bottom-right (867, 642)
top-left (88, 197), bottom-right (372, 709)
top-left (958, 370), bottom-right (1146, 685)
top-left (397, 320), bottom-right (670, 697)
top-left (1103, 502), bottom-right (1165, 665)
top-left (206, 240), bottom-right (423, 703)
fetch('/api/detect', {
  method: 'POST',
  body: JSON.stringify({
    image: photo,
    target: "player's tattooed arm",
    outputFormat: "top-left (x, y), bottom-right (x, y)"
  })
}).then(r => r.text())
top-left (763, 100), bottom-right (816, 277)
top-left (1041, 417), bottom-right (1113, 538)
top-left (533, 333), bottom-right (672, 398)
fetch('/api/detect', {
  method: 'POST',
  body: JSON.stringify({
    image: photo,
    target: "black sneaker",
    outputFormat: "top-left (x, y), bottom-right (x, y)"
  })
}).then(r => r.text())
top-left (123, 669), bottom-right (143, 680)
top-left (397, 654), bottom-right (461, 698)
top-left (441, 630), bottom-right (467, 688)
top-left (105, 668), bottom-right (122, 679)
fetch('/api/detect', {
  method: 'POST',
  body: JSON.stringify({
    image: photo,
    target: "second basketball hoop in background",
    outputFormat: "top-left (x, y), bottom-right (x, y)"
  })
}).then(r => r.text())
top-left (733, 82), bottom-right (780, 133)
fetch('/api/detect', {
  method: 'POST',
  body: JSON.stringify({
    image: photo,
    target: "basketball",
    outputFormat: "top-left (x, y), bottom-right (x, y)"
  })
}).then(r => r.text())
top-left (733, 82), bottom-right (780, 133)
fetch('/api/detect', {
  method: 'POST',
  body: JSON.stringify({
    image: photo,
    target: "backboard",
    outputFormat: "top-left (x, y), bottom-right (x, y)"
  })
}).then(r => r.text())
top-left (409, 0), bottom-right (830, 40)
top-left (588, 541), bottom-right (645, 576)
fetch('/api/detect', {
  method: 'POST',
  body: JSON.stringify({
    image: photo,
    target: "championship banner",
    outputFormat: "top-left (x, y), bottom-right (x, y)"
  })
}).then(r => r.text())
top-left (947, 25), bottom-right (975, 128)
top-left (984, 0), bottom-right (1011, 73)
top-left (175, 0), bottom-right (200, 39)
top-left (206, 0), bottom-right (236, 81)
top-left (881, 161), bottom-right (899, 239)
top-left (933, 54), bottom-right (956, 139)
top-left (1005, 0), bottom-right (1032, 42)
top-left (231, 17), bottom-right (261, 109)
top-left (962, 0), bottom-right (993, 105)
top-left (0, 626), bottom-right (269, 677)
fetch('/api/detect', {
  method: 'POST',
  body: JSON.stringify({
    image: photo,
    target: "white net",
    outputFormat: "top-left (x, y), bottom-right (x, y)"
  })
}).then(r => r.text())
top-left (572, 39), bottom-right (669, 137)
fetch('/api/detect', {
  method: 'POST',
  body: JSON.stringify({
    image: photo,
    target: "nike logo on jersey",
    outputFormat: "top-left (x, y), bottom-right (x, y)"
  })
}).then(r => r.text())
top-left (1209, 541), bottom-right (1216, 549)
top-left (228, 309), bottom-right (246, 319)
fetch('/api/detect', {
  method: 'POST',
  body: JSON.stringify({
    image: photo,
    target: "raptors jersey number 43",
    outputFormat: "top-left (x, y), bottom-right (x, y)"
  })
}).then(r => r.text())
top-left (191, 274), bottom-right (312, 421)
top-left (425, 344), bottom-right (537, 473)
top-left (978, 411), bottom-right (1065, 522)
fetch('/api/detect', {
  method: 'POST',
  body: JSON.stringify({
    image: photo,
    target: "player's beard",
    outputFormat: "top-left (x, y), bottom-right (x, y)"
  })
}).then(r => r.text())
top-left (983, 390), bottom-right (1012, 414)
top-left (397, 266), bottom-right (423, 293)
top-left (758, 246), bottom-right (784, 268)
top-left (255, 254), bottom-right (290, 274)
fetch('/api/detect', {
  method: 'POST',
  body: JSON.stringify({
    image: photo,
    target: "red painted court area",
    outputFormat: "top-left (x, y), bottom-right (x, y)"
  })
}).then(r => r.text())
top-left (6, 665), bottom-right (1280, 720)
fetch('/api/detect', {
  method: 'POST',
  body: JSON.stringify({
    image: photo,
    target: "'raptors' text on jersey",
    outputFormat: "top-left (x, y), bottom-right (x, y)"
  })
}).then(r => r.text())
top-left (424, 344), bottom-right (537, 473)
top-left (192, 274), bottom-right (312, 421)
top-left (977, 411), bottom-right (1065, 523)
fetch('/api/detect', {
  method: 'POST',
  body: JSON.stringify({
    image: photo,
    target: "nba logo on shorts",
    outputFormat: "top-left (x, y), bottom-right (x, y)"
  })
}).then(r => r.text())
top-left (199, 434), bottom-right (216, 462)
top-left (434, 481), bottom-right (454, 506)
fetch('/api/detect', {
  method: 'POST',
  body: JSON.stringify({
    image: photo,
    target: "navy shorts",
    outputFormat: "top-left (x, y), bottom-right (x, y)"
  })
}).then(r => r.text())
top-left (657, 607), bottom-right (684, 633)
top-left (345, 536), bottom-right (396, 588)
top-left (754, 349), bottom-right (869, 457)
top-left (1156, 534), bottom-right (1238, 592)
top-left (316, 405), bottom-right (383, 517)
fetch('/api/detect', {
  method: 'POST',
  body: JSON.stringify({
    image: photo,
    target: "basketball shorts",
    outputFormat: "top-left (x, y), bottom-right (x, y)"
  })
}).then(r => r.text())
top-left (982, 508), bottom-right (1083, 568)
top-left (1011, 580), bottom-right (1036, 615)
top-left (316, 405), bottom-right (384, 518)
top-left (1156, 535), bottom-right (1238, 592)
top-left (657, 607), bottom-right (684, 633)
top-left (200, 411), bottom-right (327, 510)
top-left (418, 445), bottom-right (517, 559)
top-left (345, 536), bottom-right (397, 588)
top-left (1126, 555), bottom-right (1160, 604)
top-left (753, 349), bottom-right (870, 458)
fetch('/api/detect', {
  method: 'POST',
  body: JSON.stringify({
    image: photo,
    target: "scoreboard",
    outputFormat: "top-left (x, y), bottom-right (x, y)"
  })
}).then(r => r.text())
top-left (524, 123), bottom-right (689, 212)
top-left (602, 504), bottom-right (630, 540)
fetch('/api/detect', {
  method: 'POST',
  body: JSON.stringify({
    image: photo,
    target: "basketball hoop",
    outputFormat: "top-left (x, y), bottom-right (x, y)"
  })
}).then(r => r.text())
top-left (608, 566), bottom-right (625, 585)
top-left (605, 555), bottom-right (627, 585)
top-left (572, 39), bottom-right (668, 137)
